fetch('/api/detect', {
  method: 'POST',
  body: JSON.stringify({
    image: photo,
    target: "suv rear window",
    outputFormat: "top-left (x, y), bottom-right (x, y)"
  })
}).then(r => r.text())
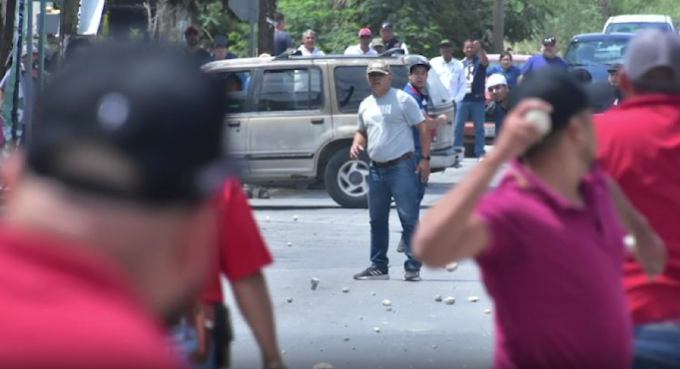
top-left (335, 66), bottom-right (408, 113)
top-left (257, 68), bottom-right (323, 112)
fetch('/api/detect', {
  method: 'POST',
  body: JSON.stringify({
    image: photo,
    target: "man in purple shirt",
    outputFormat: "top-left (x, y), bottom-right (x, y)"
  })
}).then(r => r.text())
top-left (414, 67), bottom-right (666, 369)
top-left (519, 36), bottom-right (568, 83)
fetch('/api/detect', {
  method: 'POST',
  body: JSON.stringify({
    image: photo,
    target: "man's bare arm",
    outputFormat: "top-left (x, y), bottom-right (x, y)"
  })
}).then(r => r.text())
top-left (350, 130), bottom-right (367, 159)
top-left (413, 156), bottom-right (502, 267)
top-left (607, 178), bottom-right (666, 277)
top-left (232, 272), bottom-right (283, 367)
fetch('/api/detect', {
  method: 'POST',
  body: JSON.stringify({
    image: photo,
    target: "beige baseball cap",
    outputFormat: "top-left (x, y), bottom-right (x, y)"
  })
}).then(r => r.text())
top-left (366, 60), bottom-right (391, 75)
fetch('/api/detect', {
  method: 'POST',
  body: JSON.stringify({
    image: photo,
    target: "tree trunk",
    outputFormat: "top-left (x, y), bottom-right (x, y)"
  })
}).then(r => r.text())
top-left (597, 0), bottom-right (611, 23)
top-left (0, 0), bottom-right (17, 77)
top-left (257, 0), bottom-right (275, 55)
top-left (492, 0), bottom-right (504, 52)
top-left (59, 0), bottom-right (80, 55)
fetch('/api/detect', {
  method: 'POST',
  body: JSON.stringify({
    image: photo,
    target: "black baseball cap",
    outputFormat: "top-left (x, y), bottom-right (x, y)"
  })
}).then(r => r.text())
top-left (542, 36), bottom-right (557, 46)
top-left (510, 67), bottom-right (594, 137)
top-left (408, 59), bottom-right (431, 73)
top-left (607, 63), bottom-right (622, 73)
top-left (381, 22), bottom-right (393, 30)
top-left (29, 42), bottom-right (235, 206)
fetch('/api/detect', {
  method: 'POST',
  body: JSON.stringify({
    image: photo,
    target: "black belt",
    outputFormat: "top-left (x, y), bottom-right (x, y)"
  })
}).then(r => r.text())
top-left (372, 153), bottom-right (412, 168)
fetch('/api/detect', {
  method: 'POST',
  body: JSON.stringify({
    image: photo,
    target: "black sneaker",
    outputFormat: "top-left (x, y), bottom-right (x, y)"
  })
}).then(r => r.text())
top-left (404, 270), bottom-right (421, 282)
top-left (397, 240), bottom-right (405, 253)
top-left (354, 266), bottom-right (389, 280)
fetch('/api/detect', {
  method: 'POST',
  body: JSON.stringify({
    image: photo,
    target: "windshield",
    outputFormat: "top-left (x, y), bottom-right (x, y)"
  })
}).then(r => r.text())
top-left (564, 38), bottom-right (629, 66)
top-left (605, 22), bottom-right (671, 33)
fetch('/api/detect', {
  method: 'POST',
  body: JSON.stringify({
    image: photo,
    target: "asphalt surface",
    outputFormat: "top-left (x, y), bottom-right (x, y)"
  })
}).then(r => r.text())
top-left (224, 158), bottom-right (505, 369)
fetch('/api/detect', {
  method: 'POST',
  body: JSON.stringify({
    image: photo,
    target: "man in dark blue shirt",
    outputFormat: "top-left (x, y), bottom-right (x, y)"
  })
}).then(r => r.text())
top-left (520, 36), bottom-right (568, 82)
top-left (398, 60), bottom-right (446, 253)
top-left (274, 13), bottom-right (294, 56)
top-left (453, 39), bottom-right (489, 160)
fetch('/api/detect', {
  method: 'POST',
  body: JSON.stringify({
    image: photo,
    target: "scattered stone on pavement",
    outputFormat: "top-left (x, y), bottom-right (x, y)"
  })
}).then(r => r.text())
top-left (445, 262), bottom-right (459, 272)
top-left (434, 294), bottom-right (443, 302)
top-left (381, 299), bottom-right (392, 307)
top-left (468, 296), bottom-right (480, 303)
top-left (444, 296), bottom-right (456, 305)
top-left (342, 287), bottom-right (350, 293)
top-left (310, 277), bottom-right (320, 290)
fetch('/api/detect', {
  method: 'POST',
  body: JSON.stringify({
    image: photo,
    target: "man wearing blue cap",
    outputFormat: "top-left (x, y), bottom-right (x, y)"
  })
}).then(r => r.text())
top-left (380, 22), bottom-right (409, 54)
top-left (208, 35), bottom-right (238, 63)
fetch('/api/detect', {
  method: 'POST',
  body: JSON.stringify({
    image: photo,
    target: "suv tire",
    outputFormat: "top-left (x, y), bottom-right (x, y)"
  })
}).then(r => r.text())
top-left (324, 147), bottom-right (370, 209)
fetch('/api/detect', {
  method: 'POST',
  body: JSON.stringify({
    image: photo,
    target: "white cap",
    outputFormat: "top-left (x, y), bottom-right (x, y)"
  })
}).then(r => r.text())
top-left (487, 74), bottom-right (508, 89)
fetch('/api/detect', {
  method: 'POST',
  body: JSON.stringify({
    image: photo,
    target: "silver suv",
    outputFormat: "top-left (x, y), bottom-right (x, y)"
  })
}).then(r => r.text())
top-left (203, 52), bottom-right (457, 208)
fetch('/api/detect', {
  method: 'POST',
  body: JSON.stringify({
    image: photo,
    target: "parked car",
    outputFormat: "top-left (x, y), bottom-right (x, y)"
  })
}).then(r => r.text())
top-left (202, 52), bottom-right (457, 208)
top-left (564, 32), bottom-right (633, 83)
top-left (603, 14), bottom-right (675, 34)
top-left (461, 54), bottom-right (530, 157)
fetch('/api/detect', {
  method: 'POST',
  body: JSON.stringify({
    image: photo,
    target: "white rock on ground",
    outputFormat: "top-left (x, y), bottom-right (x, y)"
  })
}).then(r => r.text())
top-left (445, 262), bottom-right (458, 272)
top-left (434, 294), bottom-right (443, 302)
top-left (467, 296), bottom-right (480, 303)
top-left (444, 296), bottom-right (456, 305)
top-left (381, 299), bottom-right (392, 307)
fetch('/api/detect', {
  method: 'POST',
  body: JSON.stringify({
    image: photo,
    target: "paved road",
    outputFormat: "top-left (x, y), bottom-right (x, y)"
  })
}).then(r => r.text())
top-left (224, 159), bottom-right (503, 369)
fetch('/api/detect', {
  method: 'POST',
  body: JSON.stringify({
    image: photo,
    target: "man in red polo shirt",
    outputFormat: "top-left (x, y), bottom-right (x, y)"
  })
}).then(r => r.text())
top-left (413, 67), bottom-right (664, 369)
top-left (0, 43), bottom-right (232, 369)
top-left (596, 29), bottom-right (680, 369)
top-left (175, 179), bottom-right (285, 369)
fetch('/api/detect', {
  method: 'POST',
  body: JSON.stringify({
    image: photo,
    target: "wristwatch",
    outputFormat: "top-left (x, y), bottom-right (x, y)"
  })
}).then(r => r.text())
top-left (421, 156), bottom-right (431, 161)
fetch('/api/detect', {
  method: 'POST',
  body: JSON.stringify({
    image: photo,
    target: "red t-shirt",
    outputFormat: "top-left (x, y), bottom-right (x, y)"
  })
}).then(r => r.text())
top-left (0, 225), bottom-right (190, 369)
top-left (475, 162), bottom-right (632, 369)
top-left (201, 180), bottom-right (273, 304)
top-left (596, 94), bottom-right (680, 324)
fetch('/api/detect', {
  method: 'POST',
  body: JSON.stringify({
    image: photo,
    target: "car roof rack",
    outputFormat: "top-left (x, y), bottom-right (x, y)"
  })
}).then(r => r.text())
top-left (272, 47), bottom-right (407, 61)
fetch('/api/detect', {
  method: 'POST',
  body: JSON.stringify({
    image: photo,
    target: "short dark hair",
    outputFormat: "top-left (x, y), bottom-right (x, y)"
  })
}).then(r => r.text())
top-left (632, 67), bottom-right (680, 94)
top-left (500, 51), bottom-right (513, 60)
top-left (274, 12), bottom-right (285, 22)
top-left (463, 39), bottom-right (474, 45)
top-left (571, 69), bottom-right (592, 83)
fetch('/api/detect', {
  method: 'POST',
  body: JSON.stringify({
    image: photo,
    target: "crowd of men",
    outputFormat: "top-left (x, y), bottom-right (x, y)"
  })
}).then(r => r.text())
top-left (0, 11), bottom-right (678, 369)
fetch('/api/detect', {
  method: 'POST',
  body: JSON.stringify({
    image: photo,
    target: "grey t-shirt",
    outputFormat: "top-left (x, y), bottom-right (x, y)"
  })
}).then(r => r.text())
top-left (357, 88), bottom-right (424, 162)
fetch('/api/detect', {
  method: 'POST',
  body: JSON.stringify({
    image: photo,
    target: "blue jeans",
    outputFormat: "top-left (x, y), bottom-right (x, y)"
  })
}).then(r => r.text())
top-left (454, 100), bottom-right (486, 157)
top-left (368, 155), bottom-right (421, 272)
top-left (401, 152), bottom-right (426, 243)
top-left (633, 321), bottom-right (680, 369)
top-left (170, 323), bottom-right (218, 369)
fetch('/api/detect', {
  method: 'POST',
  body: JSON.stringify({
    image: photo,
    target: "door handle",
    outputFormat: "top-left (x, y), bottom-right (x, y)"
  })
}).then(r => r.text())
top-left (311, 118), bottom-right (325, 125)
top-left (227, 121), bottom-right (241, 127)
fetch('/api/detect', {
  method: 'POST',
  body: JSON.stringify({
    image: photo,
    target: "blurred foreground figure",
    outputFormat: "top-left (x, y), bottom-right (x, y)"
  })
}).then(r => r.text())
top-left (0, 42), bottom-right (231, 369)
top-left (414, 67), bottom-right (665, 369)
top-left (596, 29), bottom-right (680, 369)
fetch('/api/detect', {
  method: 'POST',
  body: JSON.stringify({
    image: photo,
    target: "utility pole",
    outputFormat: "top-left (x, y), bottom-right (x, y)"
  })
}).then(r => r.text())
top-left (257, 0), bottom-right (275, 55)
top-left (492, 0), bottom-right (504, 53)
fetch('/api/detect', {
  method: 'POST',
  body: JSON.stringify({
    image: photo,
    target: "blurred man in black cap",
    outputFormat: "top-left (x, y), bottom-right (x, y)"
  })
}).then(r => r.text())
top-left (414, 66), bottom-right (663, 369)
top-left (596, 29), bottom-right (680, 369)
top-left (380, 22), bottom-right (409, 54)
top-left (607, 63), bottom-right (623, 104)
top-left (185, 25), bottom-right (211, 65)
top-left (519, 36), bottom-right (568, 83)
top-left (0, 42), bottom-right (232, 369)
top-left (208, 35), bottom-right (238, 63)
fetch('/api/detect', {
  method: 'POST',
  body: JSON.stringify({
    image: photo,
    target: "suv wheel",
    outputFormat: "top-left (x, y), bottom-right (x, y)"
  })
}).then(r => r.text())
top-left (324, 147), bottom-right (370, 208)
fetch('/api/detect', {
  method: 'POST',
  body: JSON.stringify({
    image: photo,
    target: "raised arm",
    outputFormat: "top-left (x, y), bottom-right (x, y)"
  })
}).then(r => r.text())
top-left (414, 99), bottom-right (551, 266)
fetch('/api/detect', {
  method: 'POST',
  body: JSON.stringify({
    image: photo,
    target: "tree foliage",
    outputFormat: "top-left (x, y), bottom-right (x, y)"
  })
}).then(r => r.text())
top-left (161, 0), bottom-right (680, 58)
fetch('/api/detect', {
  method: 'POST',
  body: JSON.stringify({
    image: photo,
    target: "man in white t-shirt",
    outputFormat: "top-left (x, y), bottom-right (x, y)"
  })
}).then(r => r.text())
top-left (344, 29), bottom-right (378, 56)
top-left (350, 60), bottom-right (430, 282)
top-left (430, 39), bottom-right (466, 106)
top-left (297, 29), bottom-right (325, 56)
